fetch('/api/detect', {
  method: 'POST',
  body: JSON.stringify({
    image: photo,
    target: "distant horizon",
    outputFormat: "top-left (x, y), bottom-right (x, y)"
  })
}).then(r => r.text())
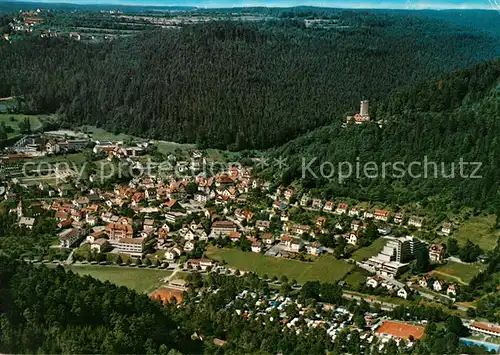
top-left (3, 0), bottom-right (500, 10)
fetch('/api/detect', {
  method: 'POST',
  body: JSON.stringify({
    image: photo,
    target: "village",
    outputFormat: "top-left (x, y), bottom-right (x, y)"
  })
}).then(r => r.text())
top-left (1, 126), bottom-right (499, 352)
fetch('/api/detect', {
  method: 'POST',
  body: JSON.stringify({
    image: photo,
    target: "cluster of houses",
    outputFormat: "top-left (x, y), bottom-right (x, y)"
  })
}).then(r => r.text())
top-left (9, 10), bottom-right (45, 33)
top-left (9, 161), bottom-right (456, 269)
top-left (366, 276), bottom-right (412, 300)
top-left (8, 160), bottom-right (278, 261)
top-left (92, 140), bottom-right (147, 159)
top-left (414, 275), bottom-right (458, 297)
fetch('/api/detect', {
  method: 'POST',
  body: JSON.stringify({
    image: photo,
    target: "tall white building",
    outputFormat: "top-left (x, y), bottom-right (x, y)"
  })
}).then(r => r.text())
top-left (366, 236), bottom-right (425, 276)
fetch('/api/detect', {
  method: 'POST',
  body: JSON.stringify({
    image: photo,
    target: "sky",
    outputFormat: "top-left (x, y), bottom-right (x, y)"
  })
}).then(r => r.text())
top-left (5, 0), bottom-right (500, 10)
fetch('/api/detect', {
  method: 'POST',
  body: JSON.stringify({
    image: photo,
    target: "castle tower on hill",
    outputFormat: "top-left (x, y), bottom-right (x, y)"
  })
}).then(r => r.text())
top-left (360, 100), bottom-right (369, 117)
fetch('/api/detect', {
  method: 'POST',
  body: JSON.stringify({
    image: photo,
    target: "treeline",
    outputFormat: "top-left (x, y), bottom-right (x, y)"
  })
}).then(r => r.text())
top-left (1, 13), bottom-right (499, 149)
top-left (261, 59), bottom-right (500, 209)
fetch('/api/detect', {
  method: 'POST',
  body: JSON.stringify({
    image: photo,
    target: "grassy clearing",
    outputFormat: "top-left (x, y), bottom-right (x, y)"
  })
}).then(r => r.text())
top-left (343, 268), bottom-right (369, 287)
top-left (65, 265), bottom-right (171, 293)
top-left (432, 261), bottom-right (486, 285)
top-left (206, 247), bottom-right (353, 284)
top-left (453, 215), bottom-right (499, 251)
top-left (155, 140), bottom-right (195, 155)
top-left (37, 152), bottom-right (88, 165)
top-left (351, 238), bottom-right (387, 262)
top-left (85, 126), bottom-right (135, 142)
top-left (0, 114), bottom-right (43, 137)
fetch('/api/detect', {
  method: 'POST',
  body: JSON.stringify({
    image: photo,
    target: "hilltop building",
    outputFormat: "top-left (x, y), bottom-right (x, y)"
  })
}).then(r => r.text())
top-left (347, 100), bottom-right (371, 124)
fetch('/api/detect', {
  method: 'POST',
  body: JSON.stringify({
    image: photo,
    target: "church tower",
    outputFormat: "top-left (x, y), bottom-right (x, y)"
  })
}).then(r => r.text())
top-left (17, 200), bottom-right (23, 218)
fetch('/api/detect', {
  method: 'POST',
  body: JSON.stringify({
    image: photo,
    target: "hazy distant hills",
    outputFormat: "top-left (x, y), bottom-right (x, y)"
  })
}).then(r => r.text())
top-left (1, 10), bottom-right (499, 150)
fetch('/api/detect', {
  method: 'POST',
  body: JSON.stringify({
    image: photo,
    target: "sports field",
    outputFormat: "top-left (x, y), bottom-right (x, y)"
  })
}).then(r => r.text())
top-left (206, 247), bottom-right (353, 283)
top-left (376, 320), bottom-right (425, 340)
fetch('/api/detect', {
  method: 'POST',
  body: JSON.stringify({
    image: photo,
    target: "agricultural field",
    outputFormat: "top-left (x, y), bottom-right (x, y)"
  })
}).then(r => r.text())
top-left (64, 264), bottom-right (171, 293)
top-left (432, 261), bottom-right (486, 285)
top-left (453, 214), bottom-right (499, 251)
top-left (351, 237), bottom-right (387, 262)
top-left (206, 247), bottom-right (353, 284)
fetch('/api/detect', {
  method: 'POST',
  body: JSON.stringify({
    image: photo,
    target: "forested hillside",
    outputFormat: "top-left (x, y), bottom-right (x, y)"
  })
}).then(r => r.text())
top-left (260, 60), bottom-right (500, 210)
top-left (1, 11), bottom-right (499, 149)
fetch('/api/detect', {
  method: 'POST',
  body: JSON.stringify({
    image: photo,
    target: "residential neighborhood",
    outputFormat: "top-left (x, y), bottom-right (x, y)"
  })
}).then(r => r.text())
top-left (0, 134), bottom-right (498, 354)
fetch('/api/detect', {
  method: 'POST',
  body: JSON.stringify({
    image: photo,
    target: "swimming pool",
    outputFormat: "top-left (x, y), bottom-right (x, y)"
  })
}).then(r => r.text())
top-left (461, 338), bottom-right (500, 353)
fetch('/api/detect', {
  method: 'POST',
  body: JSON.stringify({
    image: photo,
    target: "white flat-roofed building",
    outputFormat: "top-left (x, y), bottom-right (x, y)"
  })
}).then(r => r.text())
top-left (116, 237), bottom-right (148, 257)
top-left (59, 228), bottom-right (84, 248)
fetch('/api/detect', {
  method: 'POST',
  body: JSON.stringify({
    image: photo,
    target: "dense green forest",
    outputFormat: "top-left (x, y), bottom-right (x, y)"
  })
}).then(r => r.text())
top-left (1, 12), bottom-right (499, 149)
top-left (0, 257), bottom-right (197, 354)
top-left (260, 59), bottom-right (500, 210)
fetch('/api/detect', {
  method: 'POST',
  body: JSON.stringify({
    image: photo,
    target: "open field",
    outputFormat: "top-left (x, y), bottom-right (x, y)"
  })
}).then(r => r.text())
top-left (432, 261), bottom-right (486, 285)
top-left (453, 215), bottom-right (499, 251)
top-left (206, 247), bottom-right (353, 283)
top-left (351, 237), bottom-right (387, 262)
top-left (155, 140), bottom-right (195, 155)
top-left (85, 126), bottom-right (135, 142)
top-left (64, 265), bottom-right (171, 293)
top-left (343, 268), bottom-right (370, 287)
top-left (37, 152), bottom-right (88, 165)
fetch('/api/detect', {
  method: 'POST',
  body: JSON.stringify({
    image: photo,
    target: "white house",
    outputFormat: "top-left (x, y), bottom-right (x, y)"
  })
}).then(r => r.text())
top-left (348, 206), bottom-right (361, 217)
top-left (347, 232), bottom-right (359, 245)
top-left (408, 215), bottom-right (424, 228)
top-left (323, 201), bottom-right (334, 212)
top-left (419, 276), bottom-right (430, 288)
top-left (184, 241), bottom-right (195, 252)
top-left (442, 222), bottom-right (452, 235)
top-left (397, 287), bottom-right (409, 299)
top-left (305, 242), bottom-right (323, 256)
top-left (165, 247), bottom-right (181, 260)
top-left (261, 233), bottom-right (274, 245)
top-left (433, 280), bottom-right (445, 292)
top-left (366, 277), bottom-right (380, 288)
top-left (251, 241), bottom-right (262, 253)
top-left (18, 217), bottom-right (36, 229)
top-left (311, 199), bottom-right (323, 210)
top-left (335, 203), bottom-right (348, 215)
top-left (446, 284), bottom-right (458, 296)
top-left (90, 239), bottom-right (109, 253)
